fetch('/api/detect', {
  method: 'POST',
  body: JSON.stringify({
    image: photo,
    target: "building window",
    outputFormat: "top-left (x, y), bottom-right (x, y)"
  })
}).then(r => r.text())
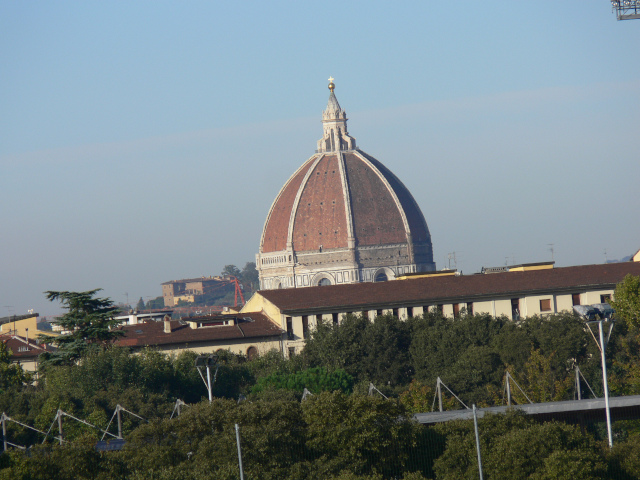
top-left (316, 314), bottom-right (323, 322)
top-left (453, 304), bottom-right (460, 318)
top-left (392, 308), bottom-right (399, 318)
top-left (511, 298), bottom-right (520, 321)
top-left (362, 310), bottom-right (369, 319)
top-left (318, 278), bottom-right (331, 286)
top-left (423, 306), bottom-right (430, 315)
top-left (376, 309), bottom-right (383, 317)
top-left (286, 317), bottom-right (294, 340)
top-left (601, 294), bottom-right (611, 303)
top-left (302, 316), bottom-right (309, 339)
top-left (407, 307), bottom-right (414, 318)
top-left (466, 302), bottom-right (473, 315)
top-left (288, 347), bottom-right (296, 358)
top-left (332, 313), bottom-right (339, 325)
top-left (246, 346), bottom-right (258, 360)
top-left (540, 299), bottom-right (552, 312)
top-left (572, 294), bottom-right (581, 306)
top-left (437, 304), bottom-right (444, 314)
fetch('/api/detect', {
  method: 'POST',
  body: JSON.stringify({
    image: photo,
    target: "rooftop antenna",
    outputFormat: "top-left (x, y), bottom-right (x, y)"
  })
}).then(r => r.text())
top-left (604, 249), bottom-right (608, 264)
top-left (548, 244), bottom-right (555, 262)
top-left (447, 252), bottom-right (457, 270)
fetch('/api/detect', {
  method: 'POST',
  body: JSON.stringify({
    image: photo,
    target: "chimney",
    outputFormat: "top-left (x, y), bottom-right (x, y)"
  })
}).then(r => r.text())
top-left (25, 328), bottom-right (29, 345)
top-left (163, 315), bottom-right (172, 334)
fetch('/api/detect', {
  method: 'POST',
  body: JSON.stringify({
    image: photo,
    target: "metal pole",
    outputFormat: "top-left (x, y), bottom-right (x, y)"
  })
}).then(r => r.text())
top-left (2, 414), bottom-right (6, 452)
top-left (575, 366), bottom-right (581, 401)
top-left (506, 372), bottom-right (511, 407)
top-left (57, 410), bottom-right (63, 446)
top-left (599, 321), bottom-right (613, 448)
top-left (117, 405), bottom-right (122, 439)
top-left (437, 377), bottom-right (443, 412)
top-left (235, 424), bottom-right (245, 480)
top-left (472, 405), bottom-right (484, 480)
top-left (206, 366), bottom-right (213, 403)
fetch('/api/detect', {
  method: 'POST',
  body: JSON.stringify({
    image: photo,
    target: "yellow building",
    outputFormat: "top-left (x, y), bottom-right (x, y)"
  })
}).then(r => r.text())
top-left (242, 261), bottom-right (640, 357)
top-left (0, 314), bottom-right (58, 340)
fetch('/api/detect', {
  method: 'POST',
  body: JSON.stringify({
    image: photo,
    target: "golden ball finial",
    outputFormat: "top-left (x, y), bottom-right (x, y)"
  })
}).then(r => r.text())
top-left (328, 76), bottom-right (335, 92)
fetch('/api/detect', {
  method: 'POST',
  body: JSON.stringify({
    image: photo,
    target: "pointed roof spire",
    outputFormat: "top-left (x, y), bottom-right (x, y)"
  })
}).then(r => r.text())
top-left (317, 77), bottom-right (356, 153)
top-left (324, 76), bottom-right (343, 119)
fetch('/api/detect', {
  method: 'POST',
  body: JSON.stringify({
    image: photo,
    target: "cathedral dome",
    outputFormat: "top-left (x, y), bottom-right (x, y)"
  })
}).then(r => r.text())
top-left (257, 80), bottom-right (435, 289)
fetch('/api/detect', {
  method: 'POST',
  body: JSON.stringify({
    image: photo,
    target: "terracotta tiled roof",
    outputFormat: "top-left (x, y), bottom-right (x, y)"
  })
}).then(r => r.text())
top-left (258, 262), bottom-right (640, 314)
top-left (115, 313), bottom-right (283, 348)
top-left (0, 334), bottom-right (51, 360)
top-left (260, 150), bottom-right (432, 254)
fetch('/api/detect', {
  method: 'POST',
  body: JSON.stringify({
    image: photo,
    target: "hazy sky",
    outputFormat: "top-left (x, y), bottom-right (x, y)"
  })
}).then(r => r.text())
top-left (2, 1), bottom-right (639, 316)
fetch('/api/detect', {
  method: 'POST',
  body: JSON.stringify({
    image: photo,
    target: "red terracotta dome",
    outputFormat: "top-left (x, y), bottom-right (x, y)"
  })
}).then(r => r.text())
top-left (256, 80), bottom-right (434, 290)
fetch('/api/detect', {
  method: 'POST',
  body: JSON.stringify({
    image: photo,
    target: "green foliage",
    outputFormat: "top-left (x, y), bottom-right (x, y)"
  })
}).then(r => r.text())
top-left (41, 289), bottom-right (123, 366)
top-left (0, 342), bottom-right (31, 390)
top-left (304, 313), bottom-right (412, 389)
top-left (302, 392), bottom-right (431, 478)
top-left (240, 261), bottom-right (259, 294)
top-left (221, 264), bottom-right (241, 278)
top-left (252, 367), bottom-right (354, 395)
top-left (135, 297), bottom-right (145, 311)
top-left (145, 296), bottom-right (165, 310)
top-left (433, 412), bottom-right (607, 480)
top-left (3, 308), bottom-right (640, 478)
top-left (611, 274), bottom-right (640, 328)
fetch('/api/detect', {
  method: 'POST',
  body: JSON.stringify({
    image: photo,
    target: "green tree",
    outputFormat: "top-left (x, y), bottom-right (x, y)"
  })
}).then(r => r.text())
top-left (611, 274), bottom-right (640, 328)
top-left (40, 289), bottom-right (123, 366)
top-left (433, 412), bottom-right (606, 480)
top-left (240, 261), bottom-right (259, 292)
top-left (252, 367), bottom-right (354, 395)
top-left (135, 297), bottom-right (145, 311)
top-left (221, 264), bottom-right (241, 278)
top-left (0, 342), bottom-right (31, 390)
top-left (146, 296), bottom-right (165, 310)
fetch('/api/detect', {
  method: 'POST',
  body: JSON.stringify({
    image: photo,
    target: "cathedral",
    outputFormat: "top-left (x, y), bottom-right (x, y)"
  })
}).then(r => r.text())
top-left (256, 79), bottom-right (435, 290)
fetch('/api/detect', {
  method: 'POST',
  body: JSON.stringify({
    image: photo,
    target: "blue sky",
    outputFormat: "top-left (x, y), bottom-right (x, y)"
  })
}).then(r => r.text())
top-left (1, 1), bottom-right (639, 316)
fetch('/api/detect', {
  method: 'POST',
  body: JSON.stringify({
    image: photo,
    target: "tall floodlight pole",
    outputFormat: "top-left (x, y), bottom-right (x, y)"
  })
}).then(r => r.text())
top-left (472, 405), bottom-right (484, 480)
top-left (597, 319), bottom-right (613, 448)
top-left (611, 0), bottom-right (640, 20)
top-left (574, 304), bottom-right (615, 448)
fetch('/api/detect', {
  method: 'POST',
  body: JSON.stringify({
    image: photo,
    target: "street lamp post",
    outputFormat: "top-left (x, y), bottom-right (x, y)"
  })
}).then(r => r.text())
top-left (574, 304), bottom-right (615, 448)
top-left (194, 354), bottom-right (219, 403)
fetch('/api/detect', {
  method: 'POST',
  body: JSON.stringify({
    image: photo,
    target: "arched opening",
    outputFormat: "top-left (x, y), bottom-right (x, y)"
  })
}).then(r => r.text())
top-left (375, 272), bottom-right (388, 282)
top-left (246, 346), bottom-right (258, 360)
top-left (318, 278), bottom-right (331, 287)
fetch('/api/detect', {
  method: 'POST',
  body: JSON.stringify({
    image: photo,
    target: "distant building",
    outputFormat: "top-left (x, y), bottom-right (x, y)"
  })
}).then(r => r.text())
top-left (115, 312), bottom-right (284, 359)
top-left (161, 276), bottom-right (230, 307)
top-left (0, 334), bottom-right (53, 373)
top-left (242, 261), bottom-right (640, 357)
top-left (256, 79), bottom-right (435, 290)
top-left (114, 310), bottom-right (174, 326)
top-left (0, 313), bottom-right (57, 339)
